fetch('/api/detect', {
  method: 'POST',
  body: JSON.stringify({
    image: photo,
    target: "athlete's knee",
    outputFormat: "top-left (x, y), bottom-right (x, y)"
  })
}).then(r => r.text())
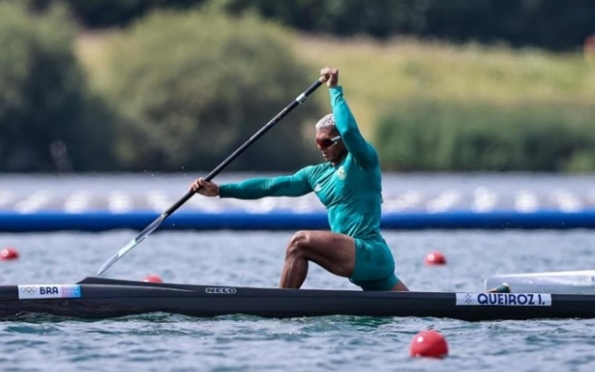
top-left (286, 230), bottom-right (311, 257)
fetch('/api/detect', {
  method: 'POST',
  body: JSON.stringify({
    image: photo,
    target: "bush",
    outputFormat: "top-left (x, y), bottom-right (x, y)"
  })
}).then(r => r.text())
top-left (101, 9), bottom-right (324, 172)
top-left (0, 2), bottom-right (116, 172)
top-left (375, 99), bottom-right (595, 172)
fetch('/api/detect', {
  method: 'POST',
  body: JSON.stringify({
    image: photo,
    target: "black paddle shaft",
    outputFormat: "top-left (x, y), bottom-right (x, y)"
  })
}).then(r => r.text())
top-left (95, 77), bottom-right (325, 276)
top-left (164, 78), bottom-right (324, 217)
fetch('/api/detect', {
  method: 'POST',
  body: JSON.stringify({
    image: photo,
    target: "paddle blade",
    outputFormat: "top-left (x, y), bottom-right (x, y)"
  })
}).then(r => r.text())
top-left (96, 214), bottom-right (166, 276)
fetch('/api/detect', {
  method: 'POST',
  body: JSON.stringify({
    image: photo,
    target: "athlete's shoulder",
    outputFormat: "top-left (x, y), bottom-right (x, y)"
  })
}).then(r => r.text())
top-left (304, 162), bottom-right (328, 173)
top-left (346, 150), bottom-right (381, 171)
top-left (297, 162), bottom-right (329, 178)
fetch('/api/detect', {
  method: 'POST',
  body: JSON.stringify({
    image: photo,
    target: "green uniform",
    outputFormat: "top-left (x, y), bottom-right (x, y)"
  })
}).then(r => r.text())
top-left (219, 86), bottom-right (398, 291)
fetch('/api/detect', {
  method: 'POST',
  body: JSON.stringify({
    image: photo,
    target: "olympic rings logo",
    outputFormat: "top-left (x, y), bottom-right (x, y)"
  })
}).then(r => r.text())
top-left (19, 286), bottom-right (37, 294)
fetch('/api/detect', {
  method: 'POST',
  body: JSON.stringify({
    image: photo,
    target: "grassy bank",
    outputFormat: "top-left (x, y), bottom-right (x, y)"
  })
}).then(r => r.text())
top-left (76, 32), bottom-right (595, 142)
top-left (294, 36), bottom-right (595, 138)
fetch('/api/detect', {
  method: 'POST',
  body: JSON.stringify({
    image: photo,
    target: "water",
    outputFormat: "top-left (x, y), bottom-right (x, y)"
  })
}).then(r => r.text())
top-left (1, 229), bottom-right (595, 371)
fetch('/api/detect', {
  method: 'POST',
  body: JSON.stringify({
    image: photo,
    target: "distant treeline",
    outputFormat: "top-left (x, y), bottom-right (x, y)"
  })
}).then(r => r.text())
top-left (376, 100), bottom-right (595, 173)
top-left (0, 3), bottom-right (116, 172)
top-left (26, 0), bottom-right (595, 51)
top-left (0, 2), bottom-right (322, 172)
top-left (2, 1), bottom-right (595, 173)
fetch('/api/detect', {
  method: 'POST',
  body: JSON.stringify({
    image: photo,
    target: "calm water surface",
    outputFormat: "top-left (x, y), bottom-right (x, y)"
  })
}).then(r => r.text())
top-left (1, 230), bottom-right (595, 371)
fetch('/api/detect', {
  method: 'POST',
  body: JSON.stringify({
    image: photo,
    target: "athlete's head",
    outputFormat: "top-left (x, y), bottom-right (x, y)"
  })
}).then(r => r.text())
top-left (315, 113), bottom-right (346, 163)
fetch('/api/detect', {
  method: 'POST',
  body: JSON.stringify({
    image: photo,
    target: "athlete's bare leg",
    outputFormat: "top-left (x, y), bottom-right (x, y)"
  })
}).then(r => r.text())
top-left (279, 230), bottom-right (355, 289)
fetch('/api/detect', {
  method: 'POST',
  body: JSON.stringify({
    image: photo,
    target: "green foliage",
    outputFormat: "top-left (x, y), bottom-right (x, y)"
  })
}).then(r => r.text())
top-left (101, 9), bottom-right (324, 172)
top-left (209, 0), bottom-right (410, 38)
top-left (375, 99), bottom-right (595, 172)
top-left (296, 37), bottom-right (595, 144)
top-left (25, 0), bottom-right (595, 50)
top-left (66, 0), bottom-right (207, 28)
top-left (208, 0), bottom-right (595, 51)
top-left (0, 2), bottom-right (116, 171)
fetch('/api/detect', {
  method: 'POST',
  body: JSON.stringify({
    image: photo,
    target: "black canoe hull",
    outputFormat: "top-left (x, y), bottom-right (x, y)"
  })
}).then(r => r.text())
top-left (0, 277), bottom-right (593, 321)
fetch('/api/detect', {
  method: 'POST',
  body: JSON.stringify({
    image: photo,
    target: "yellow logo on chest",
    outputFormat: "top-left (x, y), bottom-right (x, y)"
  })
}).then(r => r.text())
top-left (335, 166), bottom-right (346, 180)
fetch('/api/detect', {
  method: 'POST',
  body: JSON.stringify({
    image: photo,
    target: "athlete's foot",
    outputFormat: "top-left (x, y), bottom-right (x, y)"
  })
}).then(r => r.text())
top-left (486, 282), bottom-right (511, 293)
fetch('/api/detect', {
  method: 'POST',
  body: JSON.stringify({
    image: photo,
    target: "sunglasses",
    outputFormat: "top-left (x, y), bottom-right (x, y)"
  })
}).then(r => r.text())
top-left (316, 135), bottom-right (341, 149)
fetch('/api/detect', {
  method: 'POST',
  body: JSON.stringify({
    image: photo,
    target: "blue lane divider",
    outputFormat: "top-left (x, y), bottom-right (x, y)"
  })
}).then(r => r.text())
top-left (1, 209), bottom-right (595, 232)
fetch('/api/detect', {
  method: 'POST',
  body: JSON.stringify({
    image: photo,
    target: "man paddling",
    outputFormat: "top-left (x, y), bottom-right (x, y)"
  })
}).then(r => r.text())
top-left (191, 67), bottom-right (409, 292)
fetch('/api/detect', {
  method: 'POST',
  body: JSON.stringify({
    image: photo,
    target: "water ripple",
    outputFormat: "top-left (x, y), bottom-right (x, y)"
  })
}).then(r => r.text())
top-left (1, 230), bottom-right (595, 371)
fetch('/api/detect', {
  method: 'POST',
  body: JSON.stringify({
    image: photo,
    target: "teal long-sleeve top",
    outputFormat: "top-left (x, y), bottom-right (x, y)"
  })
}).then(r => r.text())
top-left (219, 86), bottom-right (383, 240)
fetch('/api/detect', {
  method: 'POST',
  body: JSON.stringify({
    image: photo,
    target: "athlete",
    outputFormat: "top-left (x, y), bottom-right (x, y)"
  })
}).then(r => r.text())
top-left (190, 67), bottom-right (409, 292)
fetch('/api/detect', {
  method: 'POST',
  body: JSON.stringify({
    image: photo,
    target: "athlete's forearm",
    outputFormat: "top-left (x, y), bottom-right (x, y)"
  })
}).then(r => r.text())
top-left (330, 86), bottom-right (378, 168)
top-left (220, 175), bottom-right (310, 199)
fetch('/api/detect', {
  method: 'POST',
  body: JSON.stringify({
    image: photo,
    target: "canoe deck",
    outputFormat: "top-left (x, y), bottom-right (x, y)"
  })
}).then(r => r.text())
top-left (1, 277), bottom-right (595, 321)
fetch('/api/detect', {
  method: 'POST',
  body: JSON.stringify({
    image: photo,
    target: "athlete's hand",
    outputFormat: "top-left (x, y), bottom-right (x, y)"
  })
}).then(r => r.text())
top-left (320, 67), bottom-right (339, 88)
top-left (190, 178), bottom-right (220, 197)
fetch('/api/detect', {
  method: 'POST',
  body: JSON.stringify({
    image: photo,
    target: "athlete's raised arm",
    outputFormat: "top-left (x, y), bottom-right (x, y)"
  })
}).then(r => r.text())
top-left (320, 67), bottom-right (379, 169)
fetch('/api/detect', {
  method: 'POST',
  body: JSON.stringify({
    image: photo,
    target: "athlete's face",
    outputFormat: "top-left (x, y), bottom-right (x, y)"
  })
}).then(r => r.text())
top-left (315, 127), bottom-right (345, 163)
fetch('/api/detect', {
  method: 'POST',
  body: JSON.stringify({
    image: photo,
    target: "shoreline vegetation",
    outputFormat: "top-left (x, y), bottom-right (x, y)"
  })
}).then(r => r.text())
top-left (77, 32), bottom-right (595, 138)
top-left (292, 36), bottom-right (595, 138)
top-left (3, 1), bottom-right (594, 172)
top-left (76, 30), bottom-right (595, 172)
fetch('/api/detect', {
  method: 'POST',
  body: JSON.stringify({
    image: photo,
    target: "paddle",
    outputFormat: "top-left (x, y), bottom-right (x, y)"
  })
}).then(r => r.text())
top-left (96, 77), bottom-right (325, 276)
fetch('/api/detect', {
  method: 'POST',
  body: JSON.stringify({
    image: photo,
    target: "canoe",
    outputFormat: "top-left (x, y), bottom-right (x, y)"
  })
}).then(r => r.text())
top-left (1, 277), bottom-right (594, 321)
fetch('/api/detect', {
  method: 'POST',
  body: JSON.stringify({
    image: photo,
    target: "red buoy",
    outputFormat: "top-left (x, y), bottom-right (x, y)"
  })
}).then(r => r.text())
top-left (425, 251), bottom-right (446, 265)
top-left (1, 247), bottom-right (19, 261)
top-left (143, 274), bottom-right (163, 283)
top-left (410, 330), bottom-right (448, 358)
